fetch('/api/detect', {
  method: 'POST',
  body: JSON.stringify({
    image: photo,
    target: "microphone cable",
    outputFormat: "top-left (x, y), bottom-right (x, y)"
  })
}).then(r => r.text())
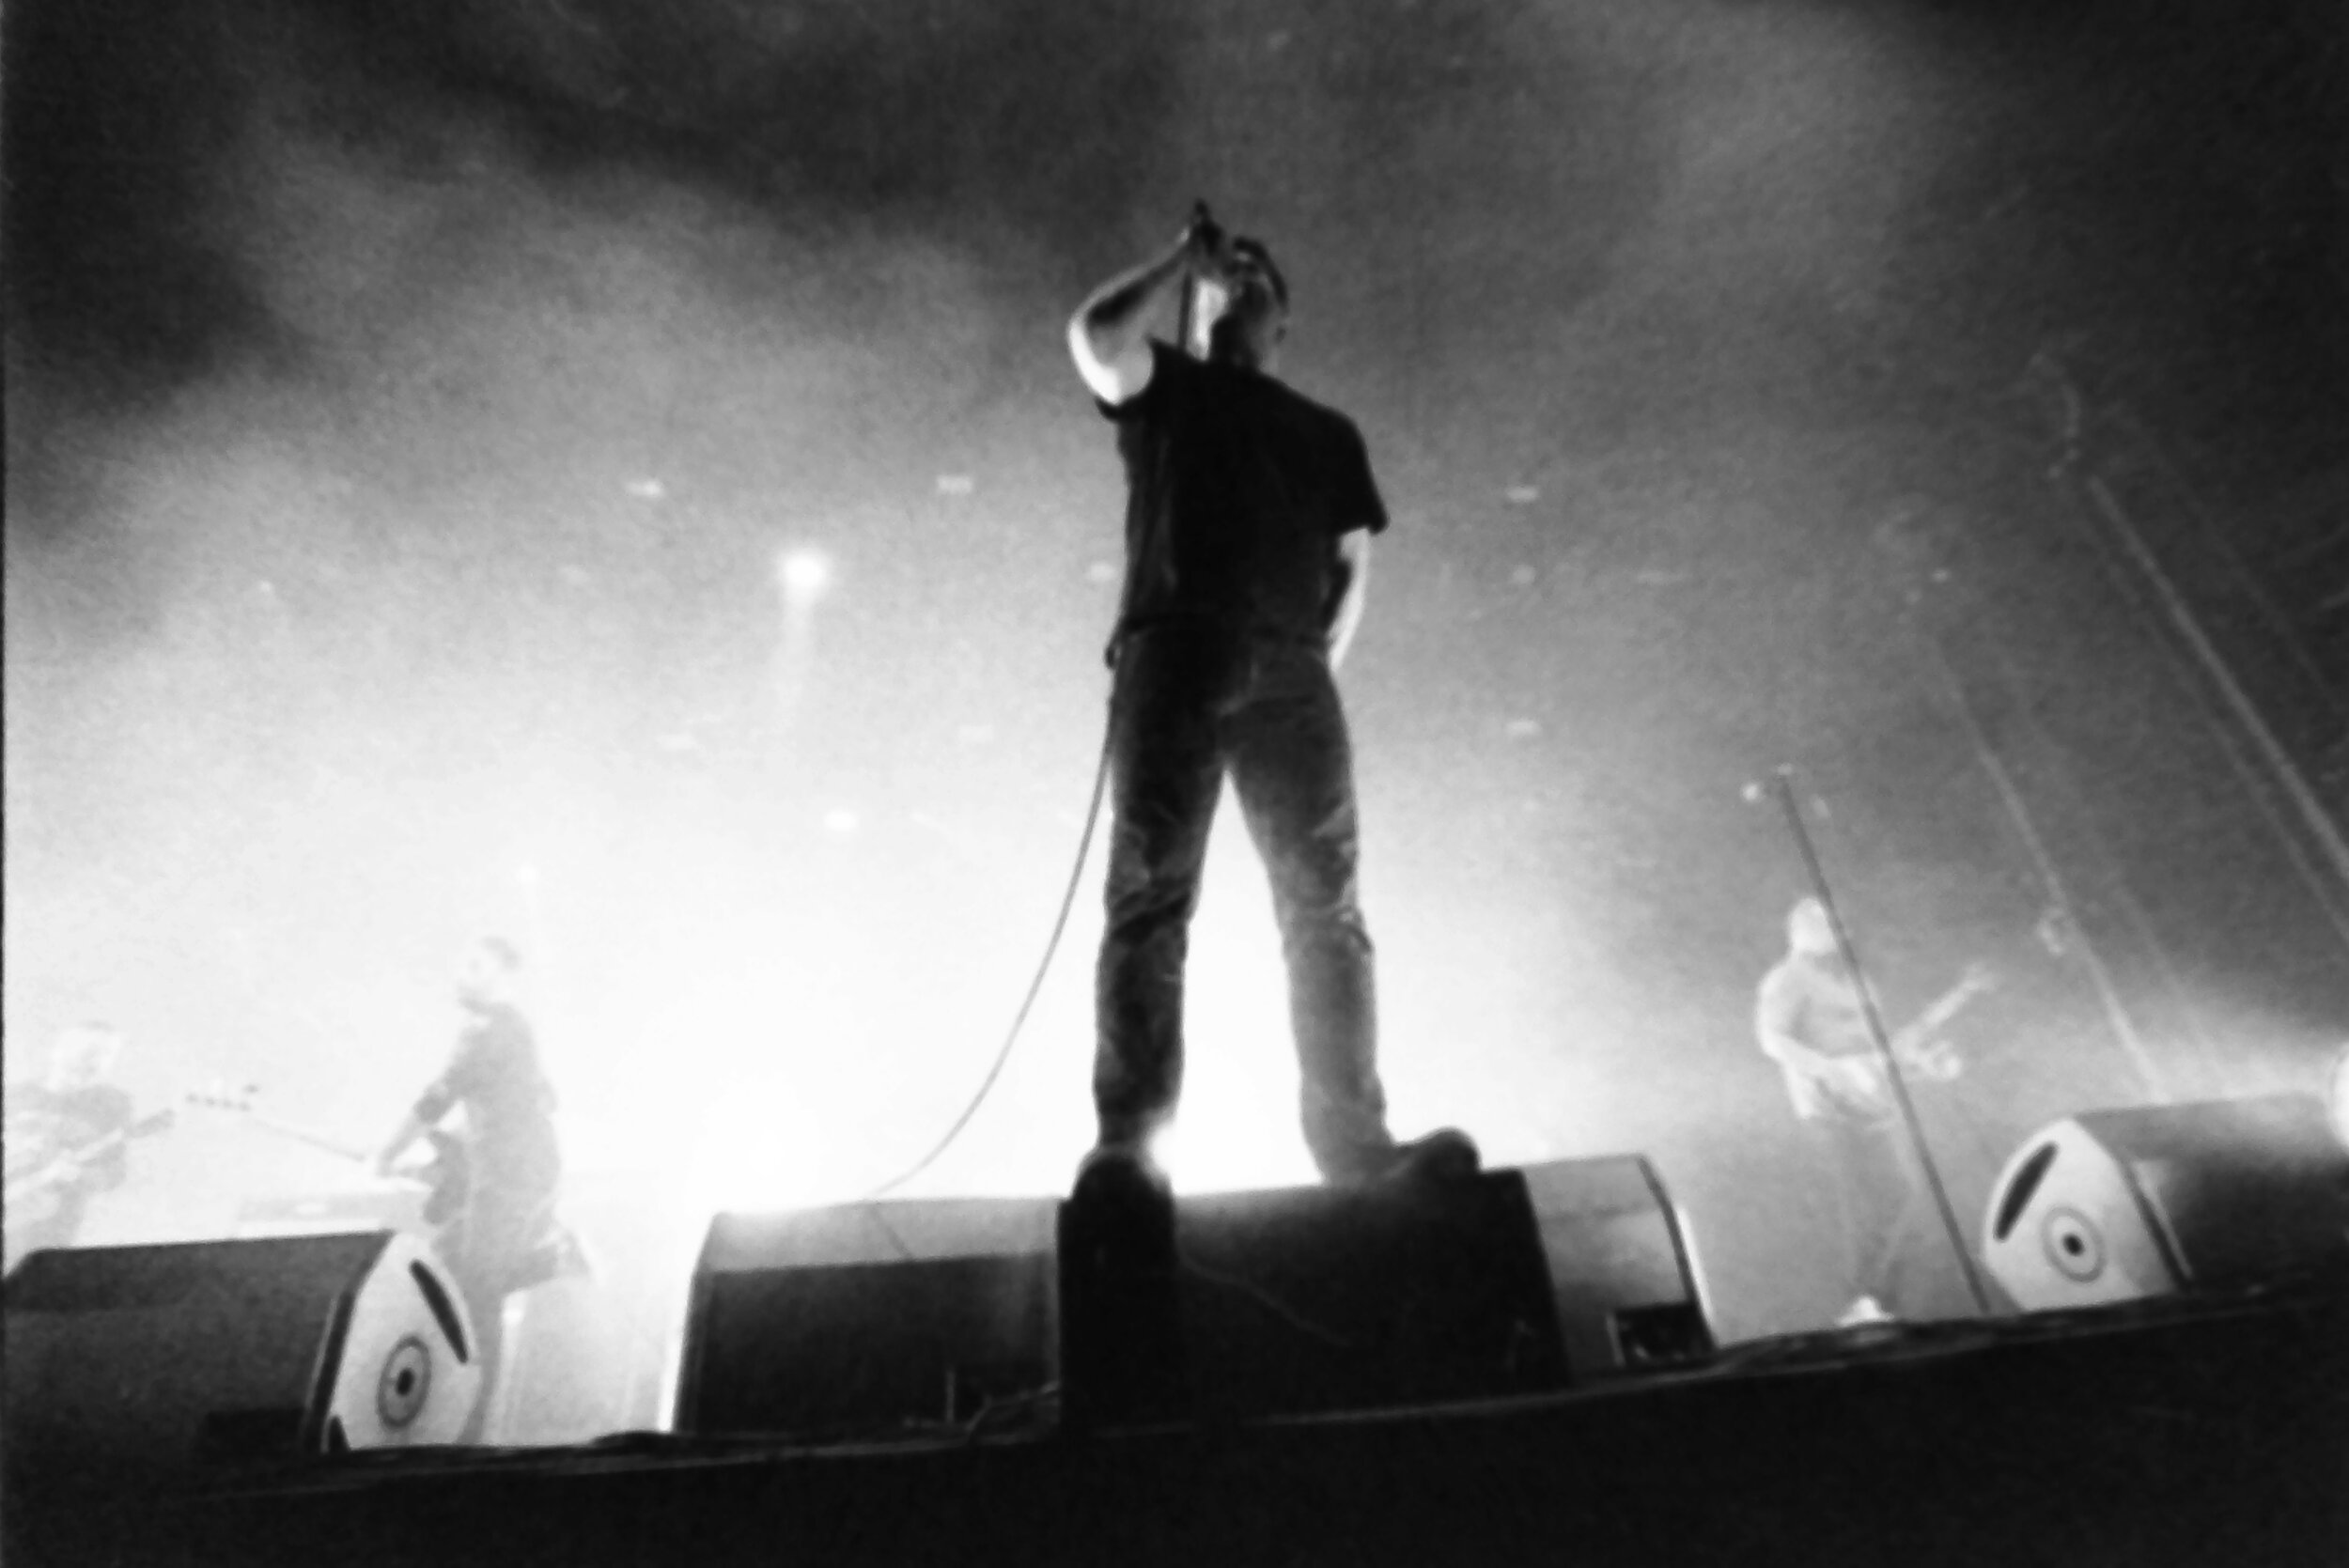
top-left (860, 200), bottom-right (1211, 1203)
top-left (860, 718), bottom-right (1114, 1201)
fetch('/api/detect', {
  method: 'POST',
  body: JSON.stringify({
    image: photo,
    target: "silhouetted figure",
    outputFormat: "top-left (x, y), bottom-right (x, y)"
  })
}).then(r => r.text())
top-left (1065, 209), bottom-right (1475, 1203)
top-left (377, 937), bottom-right (563, 1439)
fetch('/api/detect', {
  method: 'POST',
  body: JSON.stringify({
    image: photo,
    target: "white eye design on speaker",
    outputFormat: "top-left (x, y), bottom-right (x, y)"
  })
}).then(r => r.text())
top-left (377, 1334), bottom-right (433, 1429)
top-left (2041, 1205), bottom-right (2106, 1282)
top-left (327, 1234), bottom-right (481, 1448)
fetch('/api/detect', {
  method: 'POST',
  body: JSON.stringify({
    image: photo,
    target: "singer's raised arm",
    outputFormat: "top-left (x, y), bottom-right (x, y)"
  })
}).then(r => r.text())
top-left (1066, 216), bottom-right (1220, 404)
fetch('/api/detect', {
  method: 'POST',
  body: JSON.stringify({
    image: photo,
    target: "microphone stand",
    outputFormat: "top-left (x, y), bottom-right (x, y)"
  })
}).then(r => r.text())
top-left (1761, 765), bottom-right (1997, 1317)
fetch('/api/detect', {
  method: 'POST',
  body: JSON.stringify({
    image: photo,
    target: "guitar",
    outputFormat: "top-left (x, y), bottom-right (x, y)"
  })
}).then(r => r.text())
top-left (3, 1108), bottom-right (177, 1228)
top-left (1889, 961), bottom-right (1996, 1081)
top-left (184, 1089), bottom-right (471, 1227)
top-left (1814, 963), bottom-right (1998, 1121)
top-left (187, 1088), bottom-right (581, 1290)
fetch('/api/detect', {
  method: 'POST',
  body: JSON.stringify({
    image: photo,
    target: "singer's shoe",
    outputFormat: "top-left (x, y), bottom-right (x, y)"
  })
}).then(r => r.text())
top-left (1835, 1295), bottom-right (1895, 1328)
top-left (1329, 1126), bottom-right (1483, 1188)
top-left (1068, 1141), bottom-right (1174, 1224)
top-left (1061, 1141), bottom-right (1183, 1429)
top-left (1066, 1141), bottom-right (1177, 1288)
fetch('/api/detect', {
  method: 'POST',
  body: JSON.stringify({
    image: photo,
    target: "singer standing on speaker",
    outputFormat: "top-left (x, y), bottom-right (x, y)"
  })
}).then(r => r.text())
top-left (1066, 209), bottom-right (1474, 1195)
top-left (377, 937), bottom-right (563, 1438)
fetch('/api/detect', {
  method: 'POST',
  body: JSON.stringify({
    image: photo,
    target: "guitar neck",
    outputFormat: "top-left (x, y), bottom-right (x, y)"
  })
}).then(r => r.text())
top-left (188, 1096), bottom-right (370, 1164)
top-left (243, 1111), bottom-right (371, 1164)
top-left (1890, 978), bottom-right (1983, 1054)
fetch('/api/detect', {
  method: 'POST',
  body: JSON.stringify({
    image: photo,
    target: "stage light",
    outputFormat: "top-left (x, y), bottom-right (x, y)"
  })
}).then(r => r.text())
top-left (776, 548), bottom-right (832, 602)
top-left (2328, 1043), bottom-right (2349, 1152)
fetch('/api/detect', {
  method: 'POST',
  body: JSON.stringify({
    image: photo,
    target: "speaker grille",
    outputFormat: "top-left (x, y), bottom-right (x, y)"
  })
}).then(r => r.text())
top-left (686, 1253), bottom-right (1054, 1436)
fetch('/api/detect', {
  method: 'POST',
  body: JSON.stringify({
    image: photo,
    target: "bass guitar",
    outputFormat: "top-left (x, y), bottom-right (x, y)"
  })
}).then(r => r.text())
top-left (4, 1108), bottom-right (176, 1228)
top-left (1820, 961), bottom-right (1999, 1119)
top-left (187, 1088), bottom-right (583, 1290)
top-left (184, 1089), bottom-right (470, 1226)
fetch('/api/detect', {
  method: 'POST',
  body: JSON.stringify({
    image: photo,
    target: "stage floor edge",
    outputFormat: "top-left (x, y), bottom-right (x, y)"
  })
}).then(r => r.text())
top-left (9, 1276), bottom-right (2346, 1568)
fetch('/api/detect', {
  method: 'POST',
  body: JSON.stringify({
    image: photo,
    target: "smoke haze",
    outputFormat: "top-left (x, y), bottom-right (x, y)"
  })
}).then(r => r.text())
top-left (7, 0), bottom-right (2344, 1351)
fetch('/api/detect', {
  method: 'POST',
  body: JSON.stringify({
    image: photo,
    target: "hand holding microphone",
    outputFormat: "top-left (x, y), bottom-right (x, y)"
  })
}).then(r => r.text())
top-left (1183, 200), bottom-right (1229, 275)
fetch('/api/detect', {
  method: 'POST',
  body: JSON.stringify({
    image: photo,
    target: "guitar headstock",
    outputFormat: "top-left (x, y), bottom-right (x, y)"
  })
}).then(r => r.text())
top-left (1912, 1036), bottom-right (1965, 1082)
top-left (185, 1084), bottom-right (261, 1115)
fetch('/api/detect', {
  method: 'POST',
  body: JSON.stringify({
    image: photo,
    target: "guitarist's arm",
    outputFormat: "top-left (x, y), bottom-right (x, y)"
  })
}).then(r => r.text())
top-left (379, 1052), bottom-right (470, 1175)
top-left (72, 1089), bottom-right (138, 1193)
top-left (376, 1103), bottom-right (448, 1176)
top-left (48, 1146), bottom-right (128, 1199)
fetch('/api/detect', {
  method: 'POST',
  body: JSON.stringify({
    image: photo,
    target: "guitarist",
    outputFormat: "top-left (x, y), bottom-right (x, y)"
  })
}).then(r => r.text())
top-left (5, 1022), bottom-right (140, 1272)
top-left (1753, 898), bottom-right (1988, 1327)
top-left (375, 937), bottom-right (562, 1439)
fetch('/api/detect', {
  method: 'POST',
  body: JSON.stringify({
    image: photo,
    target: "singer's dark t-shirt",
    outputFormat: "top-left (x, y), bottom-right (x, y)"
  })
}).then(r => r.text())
top-left (1099, 340), bottom-right (1387, 645)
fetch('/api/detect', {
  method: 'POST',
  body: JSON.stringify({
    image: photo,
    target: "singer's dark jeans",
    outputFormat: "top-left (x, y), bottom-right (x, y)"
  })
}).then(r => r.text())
top-left (1094, 624), bottom-right (1391, 1181)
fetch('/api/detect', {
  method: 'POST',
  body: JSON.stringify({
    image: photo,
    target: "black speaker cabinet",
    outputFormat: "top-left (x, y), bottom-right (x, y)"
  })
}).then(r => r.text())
top-left (1151, 1150), bottom-right (1719, 1418)
top-left (676, 1197), bottom-right (1058, 1436)
top-left (3, 1231), bottom-right (482, 1475)
top-left (677, 1157), bottom-right (1714, 1438)
top-left (1519, 1155), bottom-right (1715, 1376)
top-left (1982, 1094), bottom-right (2349, 1312)
top-left (1157, 1167), bottom-right (1569, 1421)
top-left (229, 1187), bottom-right (429, 1238)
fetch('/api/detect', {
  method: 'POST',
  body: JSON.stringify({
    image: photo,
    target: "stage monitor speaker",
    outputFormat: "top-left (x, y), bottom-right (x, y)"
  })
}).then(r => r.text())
top-left (1982, 1094), bottom-right (2349, 1312)
top-left (1519, 1155), bottom-right (1715, 1376)
top-left (1155, 1168), bottom-right (1568, 1422)
top-left (3, 1231), bottom-right (481, 1476)
top-left (678, 1161), bottom-right (1714, 1437)
top-left (1063, 1157), bottom-right (1711, 1426)
top-left (230, 1187), bottom-right (428, 1238)
top-left (676, 1197), bottom-right (1058, 1437)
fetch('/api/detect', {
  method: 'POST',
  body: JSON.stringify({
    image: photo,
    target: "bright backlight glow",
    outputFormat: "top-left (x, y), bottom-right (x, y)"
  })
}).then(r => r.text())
top-left (2328, 1044), bottom-right (2349, 1152)
top-left (777, 547), bottom-right (832, 601)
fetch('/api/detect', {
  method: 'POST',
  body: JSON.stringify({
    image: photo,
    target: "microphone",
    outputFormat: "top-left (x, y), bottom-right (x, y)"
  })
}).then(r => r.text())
top-left (1188, 199), bottom-right (1225, 260)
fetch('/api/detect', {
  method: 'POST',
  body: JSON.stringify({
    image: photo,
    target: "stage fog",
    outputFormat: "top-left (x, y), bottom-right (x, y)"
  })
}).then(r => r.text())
top-left (7, 0), bottom-right (2343, 1442)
